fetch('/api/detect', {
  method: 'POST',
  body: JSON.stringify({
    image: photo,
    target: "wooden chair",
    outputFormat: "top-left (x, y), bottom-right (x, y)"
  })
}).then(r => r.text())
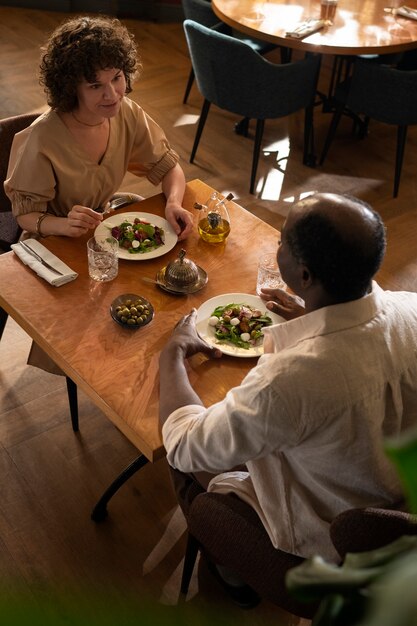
top-left (0, 113), bottom-right (79, 432)
top-left (183, 20), bottom-right (320, 194)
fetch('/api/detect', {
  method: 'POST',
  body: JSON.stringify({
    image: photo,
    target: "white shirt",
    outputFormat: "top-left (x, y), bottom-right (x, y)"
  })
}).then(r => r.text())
top-left (162, 284), bottom-right (417, 561)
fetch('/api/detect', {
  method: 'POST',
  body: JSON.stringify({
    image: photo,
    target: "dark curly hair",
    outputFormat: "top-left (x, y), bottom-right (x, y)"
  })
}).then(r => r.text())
top-left (39, 15), bottom-right (141, 112)
top-left (285, 195), bottom-right (386, 301)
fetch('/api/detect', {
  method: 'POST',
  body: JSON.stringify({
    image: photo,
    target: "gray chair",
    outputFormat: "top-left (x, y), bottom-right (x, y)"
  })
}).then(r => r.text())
top-left (181, 0), bottom-right (279, 106)
top-left (0, 113), bottom-right (79, 432)
top-left (183, 20), bottom-right (320, 194)
top-left (320, 59), bottom-right (417, 197)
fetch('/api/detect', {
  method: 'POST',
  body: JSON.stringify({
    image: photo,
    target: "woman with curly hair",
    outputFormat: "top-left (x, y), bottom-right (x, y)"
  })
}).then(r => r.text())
top-left (5, 15), bottom-right (193, 241)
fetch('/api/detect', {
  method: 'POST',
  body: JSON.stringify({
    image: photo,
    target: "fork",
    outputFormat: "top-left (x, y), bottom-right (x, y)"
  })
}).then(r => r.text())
top-left (95, 195), bottom-right (137, 215)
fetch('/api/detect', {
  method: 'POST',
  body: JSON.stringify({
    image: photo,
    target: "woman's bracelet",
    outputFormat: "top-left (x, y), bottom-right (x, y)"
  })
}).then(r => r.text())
top-left (36, 213), bottom-right (49, 238)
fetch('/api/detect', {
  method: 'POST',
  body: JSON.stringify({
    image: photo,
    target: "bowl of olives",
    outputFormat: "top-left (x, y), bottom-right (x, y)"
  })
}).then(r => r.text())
top-left (110, 294), bottom-right (154, 329)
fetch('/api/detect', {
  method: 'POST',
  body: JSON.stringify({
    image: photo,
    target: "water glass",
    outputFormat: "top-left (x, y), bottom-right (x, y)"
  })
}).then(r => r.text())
top-left (256, 251), bottom-right (286, 295)
top-left (320, 0), bottom-right (338, 24)
top-left (87, 236), bottom-right (118, 282)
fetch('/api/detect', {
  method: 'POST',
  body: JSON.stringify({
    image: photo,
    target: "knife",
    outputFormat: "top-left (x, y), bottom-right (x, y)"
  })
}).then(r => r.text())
top-left (19, 241), bottom-right (65, 276)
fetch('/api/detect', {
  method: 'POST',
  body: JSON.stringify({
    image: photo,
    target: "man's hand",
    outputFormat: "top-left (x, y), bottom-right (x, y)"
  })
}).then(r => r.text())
top-left (162, 309), bottom-right (222, 360)
top-left (259, 287), bottom-right (305, 321)
top-left (159, 309), bottom-right (221, 424)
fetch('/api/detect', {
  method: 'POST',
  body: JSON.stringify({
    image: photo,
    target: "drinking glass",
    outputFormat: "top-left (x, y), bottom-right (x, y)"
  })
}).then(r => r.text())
top-left (320, 0), bottom-right (338, 24)
top-left (87, 236), bottom-right (118, 282)
top-left (256, 252), bottom-right (286, 295)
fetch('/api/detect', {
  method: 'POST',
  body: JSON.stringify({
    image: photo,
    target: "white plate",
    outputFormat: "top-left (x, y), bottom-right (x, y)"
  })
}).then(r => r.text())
top-left (196, 293), bottom-right (284, 358)
top-left (94, 212), bottom-right (178, 260)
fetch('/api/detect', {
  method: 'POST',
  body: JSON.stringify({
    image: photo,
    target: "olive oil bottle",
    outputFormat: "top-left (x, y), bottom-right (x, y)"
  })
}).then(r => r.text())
top-left (195, 192), bottom-right (233, 244)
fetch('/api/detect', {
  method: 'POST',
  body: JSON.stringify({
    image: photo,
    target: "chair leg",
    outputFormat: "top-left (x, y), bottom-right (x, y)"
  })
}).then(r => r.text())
top-left (319, 102), bottom-right (345, 165)
top-left (180, 533), bottom-right (200, 596)
top-left (0, 307), bottom-right (8, 342)
top-left (303, 104), bottom-right (316, 167)
top-left (183, 67), bottom-right (195, 105)
top-left (65, 376), bottom-right (79, 432)
top-left (280, 46), bottom-right (292, 63)
top-left (250, 119), bottom-right (265, 195)
top-left (190, 99), bottom-right (211, 163)
top-left (394, 125), bottom-right (408, 198)
top-left (234, 117), bottom-right (250, 137)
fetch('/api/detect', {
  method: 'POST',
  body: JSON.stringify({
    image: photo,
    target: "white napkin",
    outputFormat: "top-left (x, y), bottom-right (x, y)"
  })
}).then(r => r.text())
top-left (397, 5), bottom-right (417, 19)
top-left (11, 239), bottom-right (78, 287)
top-left (286, 18), bottom-right (325, 38)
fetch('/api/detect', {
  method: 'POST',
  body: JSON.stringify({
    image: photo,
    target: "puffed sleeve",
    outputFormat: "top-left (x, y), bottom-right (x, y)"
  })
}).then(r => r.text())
top-left (4, 123), bottom-right (56, 217)
top-left (124, 100), bottom-right (180, 185)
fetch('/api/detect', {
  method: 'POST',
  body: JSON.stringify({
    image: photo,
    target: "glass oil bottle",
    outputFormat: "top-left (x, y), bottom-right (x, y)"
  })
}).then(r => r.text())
top-left (194, 192), bottom-right (234, 244)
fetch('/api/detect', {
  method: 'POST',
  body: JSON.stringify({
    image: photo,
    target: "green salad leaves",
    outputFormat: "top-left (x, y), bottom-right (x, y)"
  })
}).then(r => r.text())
top-left (208, 303), bottom-right (273, 349)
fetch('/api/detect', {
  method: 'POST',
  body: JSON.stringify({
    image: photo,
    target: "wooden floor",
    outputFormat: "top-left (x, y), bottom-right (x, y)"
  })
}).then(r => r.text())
top-left (0, 5), bottom-right (416, 625)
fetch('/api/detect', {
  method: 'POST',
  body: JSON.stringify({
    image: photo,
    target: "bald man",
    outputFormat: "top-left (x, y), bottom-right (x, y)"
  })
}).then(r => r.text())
top-left (159, 193), bottom-right (417, 603)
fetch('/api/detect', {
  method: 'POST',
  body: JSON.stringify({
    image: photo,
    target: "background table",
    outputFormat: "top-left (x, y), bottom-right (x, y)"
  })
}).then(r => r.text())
top-left (212, 0), bottom-right (417, 55)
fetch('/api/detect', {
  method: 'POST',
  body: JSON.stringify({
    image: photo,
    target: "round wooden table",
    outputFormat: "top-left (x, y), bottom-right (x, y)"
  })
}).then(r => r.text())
top-left (212, 0), bottom-right (417, 55)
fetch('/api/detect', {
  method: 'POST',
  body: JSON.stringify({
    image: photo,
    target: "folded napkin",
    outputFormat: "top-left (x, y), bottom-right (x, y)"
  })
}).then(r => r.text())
top-left (11, 239), bottom-right (78, 287)
top-left (286, 18), bottom-right (325, 38)
top-left (397, 5), bottom-right (417, 19)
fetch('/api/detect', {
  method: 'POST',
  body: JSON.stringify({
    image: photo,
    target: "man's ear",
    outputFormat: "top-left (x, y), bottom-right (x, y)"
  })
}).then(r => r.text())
top-left (300, 264), bottom-right (313, 288)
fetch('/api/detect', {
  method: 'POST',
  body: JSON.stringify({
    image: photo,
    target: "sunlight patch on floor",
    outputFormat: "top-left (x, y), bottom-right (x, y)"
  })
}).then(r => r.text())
top-left (142, 505), bottom-right (187, 576)
top-left (173, 113), bottom-right (200, 127)
top-left (257, 138), bottom-right (290, 201)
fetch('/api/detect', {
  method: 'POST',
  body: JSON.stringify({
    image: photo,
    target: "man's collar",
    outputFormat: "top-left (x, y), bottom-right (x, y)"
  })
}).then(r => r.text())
top-left (263, 282), bottom-right (383, 352)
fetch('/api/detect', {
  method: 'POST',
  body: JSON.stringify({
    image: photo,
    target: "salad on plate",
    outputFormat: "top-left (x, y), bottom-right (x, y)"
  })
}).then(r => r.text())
top-left (208, 302), bottom-right (273, 349)
top-left (109, 217), bottom-right (165, 254)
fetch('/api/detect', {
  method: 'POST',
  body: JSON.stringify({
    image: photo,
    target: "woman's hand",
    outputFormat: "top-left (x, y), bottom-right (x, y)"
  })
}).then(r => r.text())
top-left (65, 205), bottom-right (103, 237)
top-left (162, 309), bottom-right (222, 360)
top-left (259, 287), bottom-right (305, 321)
top-left (165, 203), bottom-right (194, 241)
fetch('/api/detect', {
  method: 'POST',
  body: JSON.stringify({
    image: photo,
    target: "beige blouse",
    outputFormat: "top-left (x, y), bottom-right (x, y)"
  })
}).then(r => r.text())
top-left (4, 97), bottom-right (179, 217)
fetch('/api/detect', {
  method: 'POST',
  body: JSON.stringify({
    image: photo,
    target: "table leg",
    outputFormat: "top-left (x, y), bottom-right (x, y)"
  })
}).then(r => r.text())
top-left (91, 454), bottom-right (149, 522)
top-left (65, 376), bottom-right (79, 432)
top-left (0, 307), bottom-right (8, 341)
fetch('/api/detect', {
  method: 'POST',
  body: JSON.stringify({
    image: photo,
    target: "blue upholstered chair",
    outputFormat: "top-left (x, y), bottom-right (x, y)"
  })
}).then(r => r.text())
top-left (183, 19), bottom-right (320, 194)
top-left (320, 59), bottom-right (417, 197)
top-left (181, 0), bottom-right (278, 106)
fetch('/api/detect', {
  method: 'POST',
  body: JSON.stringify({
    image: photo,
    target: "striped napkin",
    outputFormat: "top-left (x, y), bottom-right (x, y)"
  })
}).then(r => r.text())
top-left (11, 239), bottom-right (78, 287)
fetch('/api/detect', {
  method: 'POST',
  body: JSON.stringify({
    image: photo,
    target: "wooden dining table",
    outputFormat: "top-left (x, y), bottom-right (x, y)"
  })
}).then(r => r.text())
top-left (212, 0), bottom-right (417, 55)
top-left (0, 179), bottom-right (282, 517)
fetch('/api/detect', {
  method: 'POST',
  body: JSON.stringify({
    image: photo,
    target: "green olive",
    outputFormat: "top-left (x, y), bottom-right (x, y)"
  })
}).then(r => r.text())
top-left (127, 318), bottom-right (136, 325)
top-left (130, 306), bottom-right (138, 316)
